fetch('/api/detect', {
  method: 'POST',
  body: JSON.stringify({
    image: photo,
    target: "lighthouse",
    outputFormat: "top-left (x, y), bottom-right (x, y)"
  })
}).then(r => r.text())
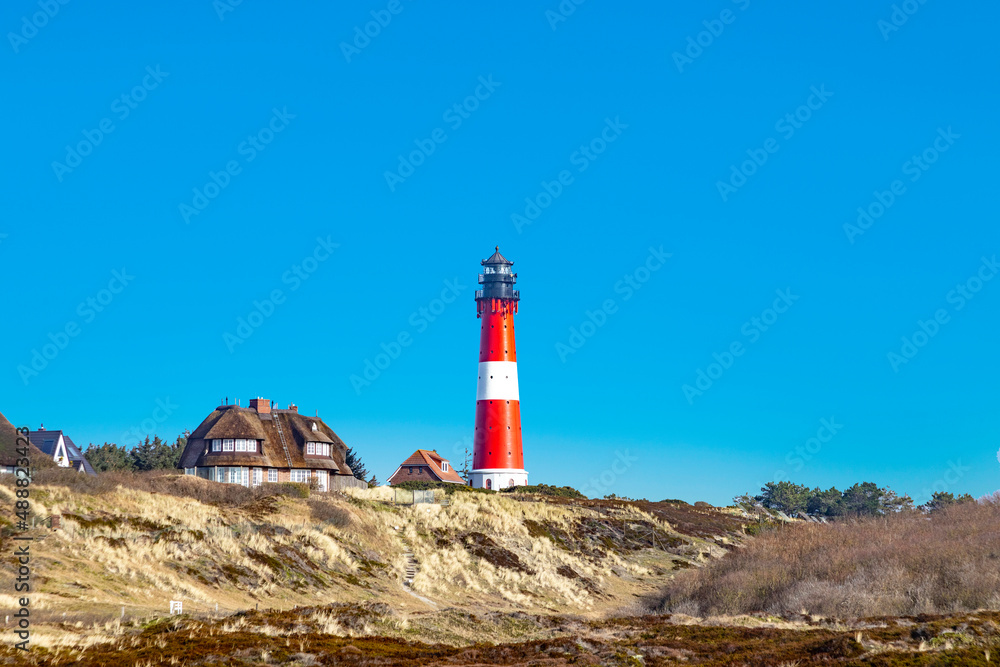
top-left (470, 246), bottom-right (528, 490)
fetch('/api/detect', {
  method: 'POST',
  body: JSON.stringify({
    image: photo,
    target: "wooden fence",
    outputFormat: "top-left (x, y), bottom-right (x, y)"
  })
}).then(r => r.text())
top-left (328, 475), bottom-right (368, 492)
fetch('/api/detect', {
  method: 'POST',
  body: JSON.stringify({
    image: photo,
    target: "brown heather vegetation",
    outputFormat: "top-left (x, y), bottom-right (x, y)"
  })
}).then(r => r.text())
top-left (652, 496), bottom-right (1000, 618)
top-left (3, 605), bottom-right (1000, 665)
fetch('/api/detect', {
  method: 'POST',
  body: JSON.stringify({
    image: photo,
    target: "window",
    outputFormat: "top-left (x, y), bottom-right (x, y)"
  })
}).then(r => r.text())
top-left (252, 469), bottom-right (262, 487)
top-left (441, 462), bottom-right (449, 472)
top-left (228, 468), bottom-right (240, 484)
top-left (316, 470), bottom-right (327, 492)
top-left (223, 439), bottom-right (234, 452)
top-left (268, 469), bottom-right (277, 483)
top-left (307, 442), bottom-right (315, 455)
top-left (311, 422), bottom-right (318, 431)
top-left (290, 469), bottom-right (311, 483)
top-left (236, 439), bottom-right (246, 452)
top-left (485, 478), bottom-right (492, 489)
top-left (212, 440), bottom-right (221, 452)
top-left (246, 439), bottom-right (256, 453)
top-left (408, 467), bottom-right (413, 474)
top-left (321, 443), bottom-right (330, 456)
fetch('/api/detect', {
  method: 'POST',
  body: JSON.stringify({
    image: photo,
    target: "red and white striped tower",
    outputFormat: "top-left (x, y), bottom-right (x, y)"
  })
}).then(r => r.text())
top-left (470, 246), bottom-right (527, 490)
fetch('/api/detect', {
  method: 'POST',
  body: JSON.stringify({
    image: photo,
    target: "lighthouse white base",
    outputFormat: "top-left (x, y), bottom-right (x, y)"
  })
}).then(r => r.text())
top-left (469, 469), bottom-right (528, 491)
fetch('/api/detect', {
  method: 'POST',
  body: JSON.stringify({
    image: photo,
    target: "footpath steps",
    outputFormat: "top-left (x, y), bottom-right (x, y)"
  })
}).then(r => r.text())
top-left (396, 527), bottom-right (436, 607)
top-left (403, 548), bottom-right (418, 586)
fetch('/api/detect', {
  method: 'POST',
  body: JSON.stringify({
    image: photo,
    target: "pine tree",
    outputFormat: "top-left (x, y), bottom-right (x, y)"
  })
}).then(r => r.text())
top-left (344, 447), bottom-right (368, 481)
top-left (84, 442), bottom-right (133, 472)
top-left (459, 445), bottom-right (471, 481)
top-left (130, 435), bottom-right (185, 471)
top-left (367, 474), bottom-right (378, 488)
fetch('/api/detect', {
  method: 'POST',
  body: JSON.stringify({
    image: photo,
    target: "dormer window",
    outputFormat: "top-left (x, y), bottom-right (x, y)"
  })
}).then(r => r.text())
top-left (223, 439), bottom-right (234, 452)
top-left (306, 442), bottom-right (330, 456)
top-left (212, 439), bottom-right (221, 452)
top-left (311, 422), bottom-right (318, 432)
top-left (441, 462), bottom-right (449, 472)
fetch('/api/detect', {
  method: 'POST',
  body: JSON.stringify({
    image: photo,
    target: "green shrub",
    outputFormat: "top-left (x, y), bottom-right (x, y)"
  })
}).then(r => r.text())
top-left (500, 483), bottom-right (585, 499)
top-left (393, 481), bottom-right (486, 495)
top-left (281, 482), bottom-right (310, 498)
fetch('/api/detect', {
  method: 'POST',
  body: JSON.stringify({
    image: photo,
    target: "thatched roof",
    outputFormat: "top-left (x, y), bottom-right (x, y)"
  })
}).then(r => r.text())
top-left (288, 414), bottom-right (334, 444)
top-left (0, 411), bottom-right (54, 468)
top-left (178, 405), bottom-right (355, 476)
top-left (203, 408), bottom-right (267, 440)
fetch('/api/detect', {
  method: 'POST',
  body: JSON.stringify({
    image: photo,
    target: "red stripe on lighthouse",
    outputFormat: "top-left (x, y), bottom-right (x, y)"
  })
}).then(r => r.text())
top-left (472, 399), bottom-right (524, 470)
top-left (478, 308), bottom-right (517, 362)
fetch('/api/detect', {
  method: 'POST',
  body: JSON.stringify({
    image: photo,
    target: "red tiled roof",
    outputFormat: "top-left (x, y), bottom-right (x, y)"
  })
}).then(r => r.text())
top-left (394, 449), bottom-right (465, 484)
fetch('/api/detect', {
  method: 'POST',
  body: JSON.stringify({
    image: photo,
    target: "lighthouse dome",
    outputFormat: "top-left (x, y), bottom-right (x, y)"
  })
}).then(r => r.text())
top-left (481, 245), bottom-right (513, 266)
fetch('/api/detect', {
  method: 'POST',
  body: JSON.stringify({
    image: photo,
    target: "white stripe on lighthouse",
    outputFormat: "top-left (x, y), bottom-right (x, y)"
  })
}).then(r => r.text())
top-left (476, 361), bottom-right (519, 401)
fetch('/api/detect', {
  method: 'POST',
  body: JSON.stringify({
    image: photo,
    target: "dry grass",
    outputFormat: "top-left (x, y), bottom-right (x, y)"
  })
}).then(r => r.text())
top-left (652, 499), bottom-right (1000, 618)
top-left (0, 478), bottom-right (737, 640)
top-left (0, 468), bottom-right (311, 508)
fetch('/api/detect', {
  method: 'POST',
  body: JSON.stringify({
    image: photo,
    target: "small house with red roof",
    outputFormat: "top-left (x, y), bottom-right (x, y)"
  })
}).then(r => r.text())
top-left (388, 449), bottom-right (465, 486)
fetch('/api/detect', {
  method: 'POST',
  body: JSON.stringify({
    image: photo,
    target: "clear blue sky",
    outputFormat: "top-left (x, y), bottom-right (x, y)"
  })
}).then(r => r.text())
top-left (2, 0), bottom-right (997, 505)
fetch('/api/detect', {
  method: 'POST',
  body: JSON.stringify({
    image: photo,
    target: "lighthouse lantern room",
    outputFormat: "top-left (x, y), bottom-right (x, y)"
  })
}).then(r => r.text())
top-left (470, 246), bottom-right (528, 490)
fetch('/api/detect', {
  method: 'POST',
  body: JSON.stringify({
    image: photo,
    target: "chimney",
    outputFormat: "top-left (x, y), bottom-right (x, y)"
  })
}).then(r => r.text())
top-left (249, 397), bottom-right (270, 415)
top-left (288, 404), bottom-right (298, 413)
top-left (39, 424), bottom-right (45, 431)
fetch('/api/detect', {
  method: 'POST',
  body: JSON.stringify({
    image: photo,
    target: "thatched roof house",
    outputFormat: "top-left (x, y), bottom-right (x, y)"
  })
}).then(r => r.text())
top-left (0, 411), bottom-right (58, 474)
top-left (178, 399), bottom-right (365, 492)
